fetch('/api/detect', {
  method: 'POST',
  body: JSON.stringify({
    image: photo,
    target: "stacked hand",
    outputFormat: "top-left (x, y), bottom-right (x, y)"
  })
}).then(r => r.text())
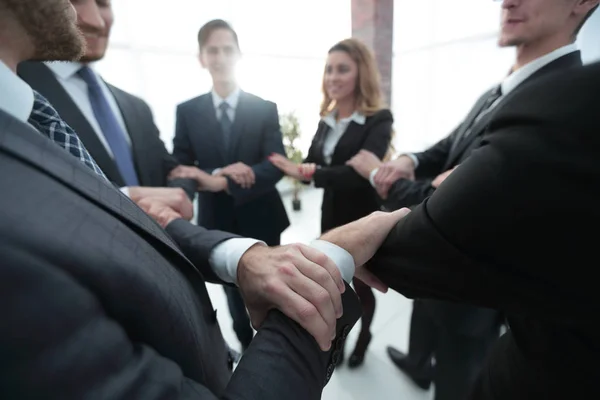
top-left (269, 153), bottom-right (316, 181)
top-left (320, 208), bottom-right (412, 291)
top-left (168, 165), bottom-right (228, 192)
top-left (346, 150), bottom-right (383, 179)
top-left (129, 187), bottom-right (193, 224)
top-left (372, 155), bottom-right (416, 199)
top-left (238, 243), bottom-right (346, 351)
top-left (216, 162), bottom-right (256, 189)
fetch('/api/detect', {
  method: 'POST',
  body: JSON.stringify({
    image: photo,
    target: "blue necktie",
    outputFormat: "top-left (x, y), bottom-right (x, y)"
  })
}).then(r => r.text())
top-left (28, 91), bottom-right (108, 180)
top-left (78, 66), bottom-right (139, 186)
top-left (219, 101), bottom-right (232, 148)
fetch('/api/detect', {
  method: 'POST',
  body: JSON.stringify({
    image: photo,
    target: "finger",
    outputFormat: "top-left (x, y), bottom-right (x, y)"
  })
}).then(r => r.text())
top-left (266, 281), bottom-right (332, 350)
top-left (286, 270), bottom-right (337, 344)
top-left (293, 248), bottom-right (344, 320)
top-left (355, 268), bottom-right (388, 293)
top-left (297, 245), bottom-right (345, 293)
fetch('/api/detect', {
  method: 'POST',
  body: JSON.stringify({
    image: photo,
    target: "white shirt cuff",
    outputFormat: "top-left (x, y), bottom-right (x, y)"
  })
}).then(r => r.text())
top-left (212, 168), bottom-right (222, 176)
top-left (369, 168), bottom-right (379, 188)
top-left (209, 238), bottom-right (264, 284)
top-left (403, 153), bottom-right (419, 169)
top-left (309, 240), bottom-right (355, 283)
top-left (120, 186), bottom-right (130, 197)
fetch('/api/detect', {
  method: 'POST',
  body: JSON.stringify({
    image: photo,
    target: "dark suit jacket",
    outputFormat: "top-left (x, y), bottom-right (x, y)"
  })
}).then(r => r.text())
top-left (370, 61), bottom-right (600, 399)
top-left (173, 92), bottom-right (289, 244)
top-left (17, 62), bottom-right (197, 199)
top-left (382, 51), bottom-right (583, 336)
top-left (0, 109), bottom-right (361, 399)
top-left (385, 51), bottom-right (583, 210)
top-left (305, 109), bottom-right (393, 232)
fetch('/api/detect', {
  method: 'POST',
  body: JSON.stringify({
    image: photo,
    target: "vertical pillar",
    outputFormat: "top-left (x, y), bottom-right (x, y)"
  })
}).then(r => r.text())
top-left (351, 0), bottom-right (394, 106)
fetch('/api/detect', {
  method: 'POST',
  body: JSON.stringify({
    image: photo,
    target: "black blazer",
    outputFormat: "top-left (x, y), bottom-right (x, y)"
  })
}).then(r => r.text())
top-left (305, 109), bottom-right (393, 232)
top-left (173, 92), bottom-right (289, 245)
top-left (17, 62), bottom-right (196, 198)
top-left (370, 61), bottom-right (600, 399)
top-left (385, 51), bottom-right (583, 210)
top-left (0, 108), bottom-right (361, 399)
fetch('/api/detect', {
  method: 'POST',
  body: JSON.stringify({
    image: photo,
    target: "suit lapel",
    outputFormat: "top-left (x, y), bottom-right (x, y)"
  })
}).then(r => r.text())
top-left (444, 51), bottom-right (583, 169)
top-left (17, 62), bottom-right (125, 187)
top-left (0, 110), bottom-right (201, 276)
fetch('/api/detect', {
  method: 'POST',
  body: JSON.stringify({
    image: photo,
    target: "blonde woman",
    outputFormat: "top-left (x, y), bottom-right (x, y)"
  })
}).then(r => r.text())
top-left (270, 38), bottom-right (394, 368)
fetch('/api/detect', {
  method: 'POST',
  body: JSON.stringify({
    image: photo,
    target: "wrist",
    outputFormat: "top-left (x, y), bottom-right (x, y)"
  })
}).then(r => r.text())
top-left (237, 243), bottom-right (268, 284)
top-left (128, 186), bottom-right (142, 202)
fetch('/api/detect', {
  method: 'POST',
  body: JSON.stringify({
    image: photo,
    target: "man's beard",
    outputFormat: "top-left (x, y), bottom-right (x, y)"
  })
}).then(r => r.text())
top-left (3, 0), bottom-right (85, 61)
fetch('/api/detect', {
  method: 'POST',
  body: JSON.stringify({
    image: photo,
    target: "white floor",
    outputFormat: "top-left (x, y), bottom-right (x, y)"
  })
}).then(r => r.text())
top-left (205, 186), bottom-right (434, 400)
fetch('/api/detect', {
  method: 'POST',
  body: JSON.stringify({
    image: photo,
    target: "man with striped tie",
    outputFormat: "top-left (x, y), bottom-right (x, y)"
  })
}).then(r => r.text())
top-left (0, 0), bottom-right (362, 399)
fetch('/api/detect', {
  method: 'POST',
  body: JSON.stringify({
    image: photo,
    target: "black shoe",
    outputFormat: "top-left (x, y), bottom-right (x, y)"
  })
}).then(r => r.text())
top-left (386, 346), bottom-right (432, 390)
top-left (348, 331), bottom-right (372, 369)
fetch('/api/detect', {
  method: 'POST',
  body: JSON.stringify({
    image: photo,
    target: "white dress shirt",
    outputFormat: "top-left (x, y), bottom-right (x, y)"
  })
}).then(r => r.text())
top-left (321, 111), bottom-right (366, 165)
top-left (369, 43), bottom-right (579, 185)
top-left (0, 60), bottom-right (257, 285)
top-left (45, 62), bottom-right (132, 154)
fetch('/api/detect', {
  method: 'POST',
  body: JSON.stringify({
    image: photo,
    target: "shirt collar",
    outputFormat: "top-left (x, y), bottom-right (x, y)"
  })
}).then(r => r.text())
top-left (322, 110), bottom-right (366, 128)
top-left (0, 61), bottom-right (35, 123)
top-left (44, 61), bottom-right (91, 80)
top-left (211, 87), bottom-right (242, 110)
top-left (501, 44), bottom-right (578, 96)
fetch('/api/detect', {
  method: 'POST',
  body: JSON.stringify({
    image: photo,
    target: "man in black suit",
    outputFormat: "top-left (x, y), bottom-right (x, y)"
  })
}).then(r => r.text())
top-left (18, 0), bottom-right (227, 210)
top-left (315, 1), bottom-right (600, 398)
top-left (0, 1), bottom-right (361, 398)
top-left (345, 1), bottom-right (589, 397)
top-left (171, 19), bottom-right (290, 350)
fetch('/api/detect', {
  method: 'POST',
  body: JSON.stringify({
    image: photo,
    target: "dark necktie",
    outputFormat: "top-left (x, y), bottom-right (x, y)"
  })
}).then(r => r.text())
top-left (460, 85), bottom-right (503, 140)
top-left (219, 101), bottom-right (232, 148)
top-left (77, 66), bottom-right (140, 186)
top-left (28, 90), bottom-right (108, 180)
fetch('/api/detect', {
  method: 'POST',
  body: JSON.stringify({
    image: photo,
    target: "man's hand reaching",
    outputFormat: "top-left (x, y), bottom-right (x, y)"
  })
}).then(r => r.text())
top-left (320, 208), bottom-right (412, 291)
top-left (237, 244), bottom-right (346, 351)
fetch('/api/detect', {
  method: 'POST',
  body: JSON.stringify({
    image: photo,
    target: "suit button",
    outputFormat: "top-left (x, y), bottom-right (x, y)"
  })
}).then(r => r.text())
top-left (341, 325), bottom-right (350, 340)
top-left (335, 336), bottom-right (344, 351)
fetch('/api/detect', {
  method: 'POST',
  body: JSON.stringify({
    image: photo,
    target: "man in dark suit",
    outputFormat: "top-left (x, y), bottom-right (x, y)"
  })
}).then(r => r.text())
top-left (171, 19), bottom-right (290, 350)
top-left (316, 2), bottom-right (600, 399)
top-left (0, 1), bottom-right (361, 398)
top-left (345, 1), bottom-right (590, 397)
top-left (17, 0), bottom-right (227, 208)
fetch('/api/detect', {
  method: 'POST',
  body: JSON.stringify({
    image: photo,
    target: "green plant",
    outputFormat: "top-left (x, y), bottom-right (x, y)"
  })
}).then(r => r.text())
top-left (279, 111), bottom-right (304, 202)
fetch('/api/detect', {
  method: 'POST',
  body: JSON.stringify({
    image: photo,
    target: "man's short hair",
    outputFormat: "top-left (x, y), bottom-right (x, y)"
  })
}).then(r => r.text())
top-left (197, 19), bottom-right (239, 51)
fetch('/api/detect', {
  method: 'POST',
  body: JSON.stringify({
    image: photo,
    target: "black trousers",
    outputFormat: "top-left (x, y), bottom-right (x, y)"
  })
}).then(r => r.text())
top-left (406, 300), bottom-right (500, 400)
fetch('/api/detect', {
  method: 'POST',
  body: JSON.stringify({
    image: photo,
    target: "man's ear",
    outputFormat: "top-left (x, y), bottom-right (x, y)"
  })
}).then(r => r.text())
top-left (198, 52), bottom-right (207, 69)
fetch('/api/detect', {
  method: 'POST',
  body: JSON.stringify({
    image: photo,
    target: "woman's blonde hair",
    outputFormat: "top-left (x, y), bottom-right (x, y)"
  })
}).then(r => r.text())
top-left (319, 38), bottom-right (385, 118)
top-left (320, 38), bottom-right (395, 160)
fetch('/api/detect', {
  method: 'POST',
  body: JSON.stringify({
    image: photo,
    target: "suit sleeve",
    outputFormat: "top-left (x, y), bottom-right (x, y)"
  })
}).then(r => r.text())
top-left (226, 102), bottom-right (285, 204)
top-left (370, 124), bottom-right (585, 323)
top-left (412, 124), bottom-right (460, 178)
top-left (0, 246), bottom-right (361, 400)
top-left (382, 178), bottom-right (435, 210)
top-left (165, 219), bottom-right (238, 285)
top-left (312, 113), bottom-right (393, 191)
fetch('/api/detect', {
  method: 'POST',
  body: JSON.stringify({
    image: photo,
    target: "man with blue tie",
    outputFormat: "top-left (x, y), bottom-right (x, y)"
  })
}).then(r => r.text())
top-left (18, 0), bottom-right (228, 212)
top-left (171, 19), bottom-right (290, 350)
